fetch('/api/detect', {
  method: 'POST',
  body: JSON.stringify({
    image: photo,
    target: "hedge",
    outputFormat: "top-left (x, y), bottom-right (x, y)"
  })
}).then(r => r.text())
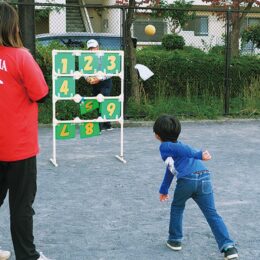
top-left (36, 42), bottom-right (260, 123)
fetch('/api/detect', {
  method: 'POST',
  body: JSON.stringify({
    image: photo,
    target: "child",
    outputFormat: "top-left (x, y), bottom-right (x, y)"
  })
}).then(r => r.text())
top-left (153, 115), bottom-right (238, 260)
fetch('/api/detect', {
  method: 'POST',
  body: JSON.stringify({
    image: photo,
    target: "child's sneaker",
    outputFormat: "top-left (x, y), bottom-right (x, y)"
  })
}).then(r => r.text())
top-left (166, 240), bottom-right (182, 251)
top-left (0, 248), bottom-right (11, 260)
top-left (224, 246), bottom-right (238, 259)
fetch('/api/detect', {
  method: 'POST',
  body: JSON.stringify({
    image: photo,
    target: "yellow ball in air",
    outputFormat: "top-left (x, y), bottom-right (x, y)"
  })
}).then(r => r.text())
top-left (144, 24), bottom-right (156, 36)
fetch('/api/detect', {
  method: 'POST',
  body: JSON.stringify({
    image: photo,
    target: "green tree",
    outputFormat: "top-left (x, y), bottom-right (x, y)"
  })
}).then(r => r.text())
top-left (241, 24), bottom-right (260, 51)
top-left (201, 0), bottom-right (260, 57)
top-left (151, 0), bottom-right (194, 33)
top-left (117, 0), bottom-right (148, 104)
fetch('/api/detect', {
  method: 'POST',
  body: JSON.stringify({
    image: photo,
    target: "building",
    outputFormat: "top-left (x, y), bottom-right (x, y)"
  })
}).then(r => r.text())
top-left (36, 0), bottom-right (260, 52)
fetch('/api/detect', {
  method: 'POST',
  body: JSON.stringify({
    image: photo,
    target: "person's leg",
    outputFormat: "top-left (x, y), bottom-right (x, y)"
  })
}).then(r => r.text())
top-left (192, 174), bottom-right (235, 252)
top-left (100, 80), bottom-right (112, 129)
top-left (168, 178), bottom-right (195, 242)
top-left (92, 84), bottom-right (107, 130)
top-left (0, 162), bottom-right (11, 260)
top-left (0, 162), bottom-right (8, 207)
top-left (7, 157), bottom-right (40, 260)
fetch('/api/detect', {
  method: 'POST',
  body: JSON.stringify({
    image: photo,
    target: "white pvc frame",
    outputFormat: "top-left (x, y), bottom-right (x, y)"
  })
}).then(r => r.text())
top-left (50, 49), bottom-right (126, 167)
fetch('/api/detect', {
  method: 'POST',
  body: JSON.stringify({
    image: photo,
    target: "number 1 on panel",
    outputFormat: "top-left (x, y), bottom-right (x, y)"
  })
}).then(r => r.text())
top-left (61, 58), bottom-right (68, 74)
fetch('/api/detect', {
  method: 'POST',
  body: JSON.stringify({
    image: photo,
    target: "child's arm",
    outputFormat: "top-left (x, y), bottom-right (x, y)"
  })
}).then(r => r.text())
top-left (160, 142), bottom-right (203, 160)
top-left (159, 167), bottom-right (174, 201)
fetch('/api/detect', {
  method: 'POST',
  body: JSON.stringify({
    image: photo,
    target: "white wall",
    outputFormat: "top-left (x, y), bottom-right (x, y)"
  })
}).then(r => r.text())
top-left (49, 0), bottom-right (66, 33)
top-left (179, 16), bottom-right (225, 50)
top-left (36, 0), bottom-right (66, 33)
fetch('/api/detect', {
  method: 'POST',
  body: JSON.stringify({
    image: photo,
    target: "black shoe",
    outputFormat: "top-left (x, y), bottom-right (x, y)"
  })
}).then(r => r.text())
top-left (166, 240), bottom-right (182, 251)
top-left (224, 247), bottom-right (238, 260)
top-left (105, 126), bottom-right (114, 131)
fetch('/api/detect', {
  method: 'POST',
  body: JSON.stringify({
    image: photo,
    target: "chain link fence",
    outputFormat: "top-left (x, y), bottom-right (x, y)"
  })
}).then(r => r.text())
top-left (14, 2), bottom-right (260, 117)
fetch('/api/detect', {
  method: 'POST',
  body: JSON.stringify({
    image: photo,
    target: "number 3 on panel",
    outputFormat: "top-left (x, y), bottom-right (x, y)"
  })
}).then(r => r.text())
top-left (107, 55), bottom-right (116, 71)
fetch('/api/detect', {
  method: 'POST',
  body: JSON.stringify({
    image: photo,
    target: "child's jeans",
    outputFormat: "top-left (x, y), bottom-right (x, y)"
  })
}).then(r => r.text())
top-left (169, 171), bottom-right (235, 252)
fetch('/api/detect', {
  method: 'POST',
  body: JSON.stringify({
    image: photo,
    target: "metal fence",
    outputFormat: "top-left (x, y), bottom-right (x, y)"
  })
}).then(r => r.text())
top-left (15, 2), bottom-right (260, 116)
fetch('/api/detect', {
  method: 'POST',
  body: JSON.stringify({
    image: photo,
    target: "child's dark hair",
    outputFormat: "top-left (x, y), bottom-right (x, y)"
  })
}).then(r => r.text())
top-left (153, 115), bottom-right (181, 142)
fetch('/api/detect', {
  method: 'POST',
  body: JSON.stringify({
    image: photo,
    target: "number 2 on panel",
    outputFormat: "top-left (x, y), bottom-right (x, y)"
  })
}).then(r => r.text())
top-left (84, 56), bottom-right (93, 71)
top-left (85, 123), bottom-right (94, 135)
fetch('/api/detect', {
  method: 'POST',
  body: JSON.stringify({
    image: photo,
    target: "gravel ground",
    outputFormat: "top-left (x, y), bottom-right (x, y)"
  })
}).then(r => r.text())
top-left (1, 119), bottom-right (260, 260)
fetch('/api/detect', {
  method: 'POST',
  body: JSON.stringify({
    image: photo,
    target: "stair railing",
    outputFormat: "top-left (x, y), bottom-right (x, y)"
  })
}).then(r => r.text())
top-left (79, 0), bottom-right (94, 33)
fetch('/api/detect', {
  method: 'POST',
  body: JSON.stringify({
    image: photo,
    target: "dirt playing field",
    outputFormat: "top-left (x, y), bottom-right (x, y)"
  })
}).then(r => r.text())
top-left (1, 119), bottom-right (259, 260)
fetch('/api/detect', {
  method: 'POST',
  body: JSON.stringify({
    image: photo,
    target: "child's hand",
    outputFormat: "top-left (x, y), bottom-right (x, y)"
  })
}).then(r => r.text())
top-left (160, 194), bottom-right (169, 202)
top-left (202, 150), bottom-right (212, 161)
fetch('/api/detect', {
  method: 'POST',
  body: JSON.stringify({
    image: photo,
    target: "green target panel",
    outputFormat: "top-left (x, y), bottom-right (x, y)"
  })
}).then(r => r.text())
top-left (100, 99), bottom-right (121, 119)
top-left (54, 53), bottom-right (75, 74)
top-left (56, 123), bottom-right (76, 140)
top-left (80, 99), bottom-right (99, 115)
top-left (55, 77), bottom-right (75, 97)
top-left (102, 53), bottom-right (121, 74)
top-left (80, 122), bottom-right (100, 138)
top-left (79, 53), bottom-right (100, 74)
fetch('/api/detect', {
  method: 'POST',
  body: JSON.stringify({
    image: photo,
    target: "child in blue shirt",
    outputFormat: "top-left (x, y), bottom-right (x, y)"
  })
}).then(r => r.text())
top-left (153, 115), bottom-right (238, 260)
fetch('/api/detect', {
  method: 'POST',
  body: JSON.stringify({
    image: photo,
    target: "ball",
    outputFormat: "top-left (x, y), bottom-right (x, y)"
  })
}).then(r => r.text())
top-left (145, 24), bottom-right (156, 36)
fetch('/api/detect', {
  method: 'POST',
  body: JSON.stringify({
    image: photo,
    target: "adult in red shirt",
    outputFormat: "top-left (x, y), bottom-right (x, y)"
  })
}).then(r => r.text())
top-left (0, 3), bottom-right (50, 260)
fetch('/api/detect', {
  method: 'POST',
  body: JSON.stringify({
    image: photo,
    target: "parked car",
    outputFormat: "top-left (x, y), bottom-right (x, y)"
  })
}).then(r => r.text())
top-left (36, 32), bottom-right (137, 50)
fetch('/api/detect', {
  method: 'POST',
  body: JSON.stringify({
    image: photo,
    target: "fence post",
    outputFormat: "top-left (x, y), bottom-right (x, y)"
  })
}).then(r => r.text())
top-left (18, 0), bottom-right (36, 57)
top-left (224, 7), bottom-right (232, 115)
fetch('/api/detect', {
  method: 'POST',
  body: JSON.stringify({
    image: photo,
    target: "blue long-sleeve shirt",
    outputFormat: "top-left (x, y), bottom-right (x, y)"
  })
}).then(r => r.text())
top-left (159, 141), bottom-right (208, 194)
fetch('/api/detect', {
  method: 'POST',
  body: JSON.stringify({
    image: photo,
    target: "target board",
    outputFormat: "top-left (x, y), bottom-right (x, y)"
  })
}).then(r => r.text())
top-left (50, 50), bottom-right (126, 166)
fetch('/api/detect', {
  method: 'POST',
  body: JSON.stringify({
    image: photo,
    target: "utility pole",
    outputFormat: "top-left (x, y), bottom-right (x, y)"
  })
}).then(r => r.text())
top-left (18, 0), bottom-right (36, 57)
top-left (224, 7), bottom-right (232, 115)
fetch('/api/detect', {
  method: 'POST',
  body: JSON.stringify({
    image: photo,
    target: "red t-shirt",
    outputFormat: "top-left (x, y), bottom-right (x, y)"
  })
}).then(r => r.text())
top-left (0, 46), bottom-right (49, 161)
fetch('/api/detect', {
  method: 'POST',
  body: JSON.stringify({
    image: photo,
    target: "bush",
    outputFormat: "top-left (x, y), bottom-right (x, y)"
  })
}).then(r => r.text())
top-left (162, 34), bottom-right (185, 50)
top-left (241, 24), bottom-right (260, 49)
top-left (136, 46), bottom-right (260, 101)
top-left (208, 45), bottom-right (225, 56)
top-left (36, 42), bottom-right (260, 122)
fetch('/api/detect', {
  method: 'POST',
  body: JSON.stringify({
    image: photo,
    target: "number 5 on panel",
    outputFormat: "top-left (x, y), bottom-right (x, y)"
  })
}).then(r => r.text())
top-left (56, 123), bottom-right (76, 140)
top-left (80, 122), bottom-right (100, 138)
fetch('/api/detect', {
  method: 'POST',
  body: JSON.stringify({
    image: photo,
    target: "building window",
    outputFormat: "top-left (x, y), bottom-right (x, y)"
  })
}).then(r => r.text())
top-left (133, 19), bottom-right (167, 42)
top-left (183, 16), bottom-right (208, 36)
top-left (241, 17), bottom-right (260, 31)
